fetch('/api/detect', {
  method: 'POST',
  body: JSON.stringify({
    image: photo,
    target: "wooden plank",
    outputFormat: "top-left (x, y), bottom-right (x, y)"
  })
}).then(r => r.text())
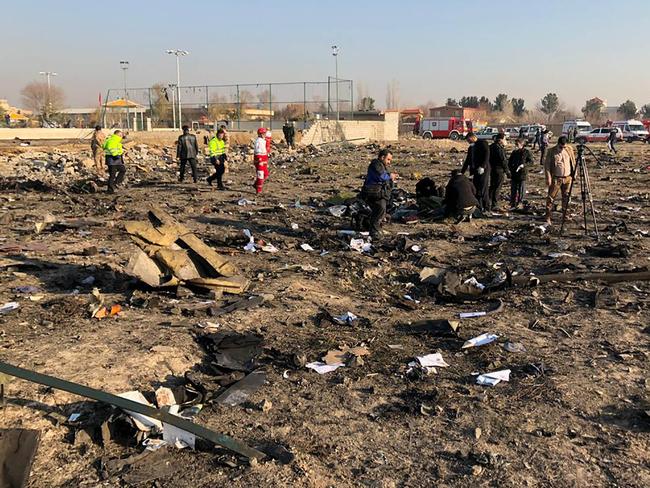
top-left (179, 233), bottom-right (237, 278)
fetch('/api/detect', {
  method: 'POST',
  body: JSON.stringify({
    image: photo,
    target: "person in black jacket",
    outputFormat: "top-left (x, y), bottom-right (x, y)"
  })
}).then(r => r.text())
top-left (176, 125), bottom-right (199, 183)
top-left (361, 148), bottom-right (398, 239)
top-left (282, 121), bottom-right (296, 149)
top-left (507, 137), bottom-right (533, 208)
top-left (488, 133), bottom-right (510, 210)
top-left (461, 132), bottom-right (491, 212)
top-left (443, 170), bottom-right (479, 219)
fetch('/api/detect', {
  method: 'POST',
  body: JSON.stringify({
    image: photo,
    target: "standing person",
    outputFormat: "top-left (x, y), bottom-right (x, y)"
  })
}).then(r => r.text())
top-left (207, 128), bottom-right (228, 189)
top-left (508, 137), bottom-right (533, 208)
top-left (102, 130), bottom-right (127, 193)
top-left (461, 132), bottom-right (491, 212)
top-left (539, 129), bottom-right (550, 165)
top-left (361, 148), bottom-right (398, 239)
top-left (4, 113), bottom-right (10, 127)
top-left (90, 125), bottom-right (106, 174)
top-left (488, 133), bottom-right (510, 210)
top-left (176, 125), bottom-right (199, 183)
top-left (531, 128), bottom-right (539, 150)
top-left (544, 136), bottom-right (576, 226)
top-left (253, 127), bottom-right (269, 194)
top-left (607, 128), bottom-right (618, 154)
top-left (283, 120), bottom-right (295, 149)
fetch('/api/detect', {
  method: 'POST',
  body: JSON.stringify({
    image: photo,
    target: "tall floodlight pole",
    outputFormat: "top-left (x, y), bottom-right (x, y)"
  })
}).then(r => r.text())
top-left (331, 45), bottom-right (339, 121)
top-left (166, 49), bottom-right (189, 129)
top-left (38, 71), bottom-right (57, 120)
top-left (120, 61), bottom-right (130, 129)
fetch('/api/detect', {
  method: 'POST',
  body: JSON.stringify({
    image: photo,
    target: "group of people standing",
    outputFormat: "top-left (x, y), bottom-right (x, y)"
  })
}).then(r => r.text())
top-left (461, 132), bottom-right (534, 213)
top-left (89, 121), bottom-right (302, 195)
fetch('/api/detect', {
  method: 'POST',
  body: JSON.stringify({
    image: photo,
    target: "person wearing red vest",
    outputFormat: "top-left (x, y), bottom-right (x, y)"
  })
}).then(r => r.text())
top-left (253, 127), bottom-right (269, 194)
top-left (265, 130), bottom-right (272, 159)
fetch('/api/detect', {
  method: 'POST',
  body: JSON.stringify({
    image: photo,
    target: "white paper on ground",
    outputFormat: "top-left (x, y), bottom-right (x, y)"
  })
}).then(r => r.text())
top-left (117, 391), bottom-right (163, 432)
top-left (291, 223), bottom-right (299, 230)
top-left (459, 311), bottom-right (487, 319)
top-left (306, 361), bottom-right (345, 374)
top-left (262, 243), bottom-right (278, 253)
top-left (68, 413), bottom-right (81, 422)
top-left (332, 311), bottom-right (357, 325)
top-left (476, 369), bottom-right (511, 386)
top-left (462, 332), bottom-right (499, 349)
top-left (243, 229), bottom-right (256, 252)
top-left (463, 277), bottom-right (485, 290)
top-left (415, 353), bottom-right (449, 368)
top-left (300, 243), bottom-right (315, 252)
top-left (350, 238), bottom-right (372, 253)
top-left (0, 302), bottom-right (19, 314)
top-left (548, 252), bottom-right (575, 258)
top-left (162, 406), bottom-right (196, 449)
top-left (328, 205), bottom-right (347, 217)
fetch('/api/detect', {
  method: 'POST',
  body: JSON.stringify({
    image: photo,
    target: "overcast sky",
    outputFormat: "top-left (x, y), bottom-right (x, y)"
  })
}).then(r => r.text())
top-left (2, 0), bottom-right (648, 112)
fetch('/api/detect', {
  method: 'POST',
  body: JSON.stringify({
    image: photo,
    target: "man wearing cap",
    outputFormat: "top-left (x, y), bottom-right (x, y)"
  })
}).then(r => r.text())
top-left (253, 127), bottom-right (269, 194)
top-left (90, 125), bottom-right (106, 174)
top-left (544, 136), bottom-right (575, 226)
top-left (176, 125), bottom-right (199, 183)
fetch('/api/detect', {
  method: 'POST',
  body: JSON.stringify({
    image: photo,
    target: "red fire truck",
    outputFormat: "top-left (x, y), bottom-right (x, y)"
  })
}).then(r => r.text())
top-left (420, 117), bottom-right (471, 140)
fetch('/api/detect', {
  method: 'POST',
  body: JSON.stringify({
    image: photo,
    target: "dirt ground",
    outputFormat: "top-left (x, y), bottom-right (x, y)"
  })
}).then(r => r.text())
top-left (0, 137), bottom-right (649, 487)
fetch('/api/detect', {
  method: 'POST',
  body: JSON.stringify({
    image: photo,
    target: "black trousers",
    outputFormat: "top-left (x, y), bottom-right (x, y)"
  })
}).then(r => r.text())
top-left (179, 158), bottom-right (198, 182)
top-left (539, 145), bottom-right (547, 165)
top-left (207, 155), bottom-right (226, 188)
top-left (364, 193), bottom-right (387, 237)
top-left (106, 156), bottom-right (125, 192)
top-left (472, 172), bottom-right (491, 211)
top-left (287, 135), bottom-right (294, 148)
top-left (489, 171), bottom-right (506, 209)
top-left (510, 176), bottom-right (526, 207)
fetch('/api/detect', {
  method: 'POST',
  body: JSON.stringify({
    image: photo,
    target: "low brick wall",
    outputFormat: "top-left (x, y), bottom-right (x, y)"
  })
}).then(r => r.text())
top-left (300, 113), bottom-right (399, 146)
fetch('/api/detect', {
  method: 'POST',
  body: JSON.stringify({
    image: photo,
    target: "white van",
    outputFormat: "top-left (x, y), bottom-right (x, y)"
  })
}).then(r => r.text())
top-left (612, 120), bottom-right (649, 142)
top-left (562, 119), bottom-right (592, 138)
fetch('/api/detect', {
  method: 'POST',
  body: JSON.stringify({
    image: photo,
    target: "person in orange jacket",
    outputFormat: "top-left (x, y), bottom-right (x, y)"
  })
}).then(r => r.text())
top-left (253, 127), bottom-right (269, 194)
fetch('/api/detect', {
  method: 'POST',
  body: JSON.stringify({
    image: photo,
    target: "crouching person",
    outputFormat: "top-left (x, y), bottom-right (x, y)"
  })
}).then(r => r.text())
top-left (443, 169), bottom-right (479, 222)
top-left (361, 149), bottom-right (398, 240)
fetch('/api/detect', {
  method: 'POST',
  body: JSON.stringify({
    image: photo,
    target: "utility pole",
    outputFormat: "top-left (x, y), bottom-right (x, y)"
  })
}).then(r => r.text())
top-left (331, 45), bottom-right (339, 121)
top-left (38, 71), bottom-right (57, 121)
top-left (166, 49), bottom-right (189, 129)
top-left (169, 84), bottom-right (177, 130)
top-left (120, 60), bottom-right (130, 129)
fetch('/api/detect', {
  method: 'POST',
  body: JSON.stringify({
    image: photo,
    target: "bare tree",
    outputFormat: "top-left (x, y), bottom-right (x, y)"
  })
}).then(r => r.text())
top-left (21, 81), bottom-right (65, 119)
top-left (385, 79), bottom-right (400, 110)
top-left (356, 82), bottom-right (368, 110)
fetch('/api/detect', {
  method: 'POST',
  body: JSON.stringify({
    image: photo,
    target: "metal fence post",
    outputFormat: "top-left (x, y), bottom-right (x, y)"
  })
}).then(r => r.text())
top-left (350, 80), bottom-right (354, 120)
top-left (268, 83), bottom-right (272, 130)
top-left (327, 76), bottom-right (331, 119)
top-left (236, 84), bottom-right (241, 130)
top-left (205, 85), bottom-right (209, 127)
top-left (303, 82), bottom-right (307, 130)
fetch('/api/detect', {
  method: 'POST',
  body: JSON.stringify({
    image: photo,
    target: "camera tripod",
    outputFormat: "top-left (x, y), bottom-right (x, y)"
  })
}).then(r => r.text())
top-left (560, 143), bottom-right (600, 240)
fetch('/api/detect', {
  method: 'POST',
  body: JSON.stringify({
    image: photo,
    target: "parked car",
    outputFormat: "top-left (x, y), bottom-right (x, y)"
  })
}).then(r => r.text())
top-left (518, 124), bottom-right (546, 142)
top-left (504, 127), bottom-right (520, 139)
top-left (577, 127), bottom-right (623, 143)
top-left (475, 127), bottom-right (508, 141)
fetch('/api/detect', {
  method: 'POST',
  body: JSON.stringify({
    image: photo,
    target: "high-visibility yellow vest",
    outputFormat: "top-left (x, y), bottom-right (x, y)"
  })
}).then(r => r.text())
top-left (103, 134), bottom-right (123, 156)
top-left (208, 137), bottom-right (226, 156)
